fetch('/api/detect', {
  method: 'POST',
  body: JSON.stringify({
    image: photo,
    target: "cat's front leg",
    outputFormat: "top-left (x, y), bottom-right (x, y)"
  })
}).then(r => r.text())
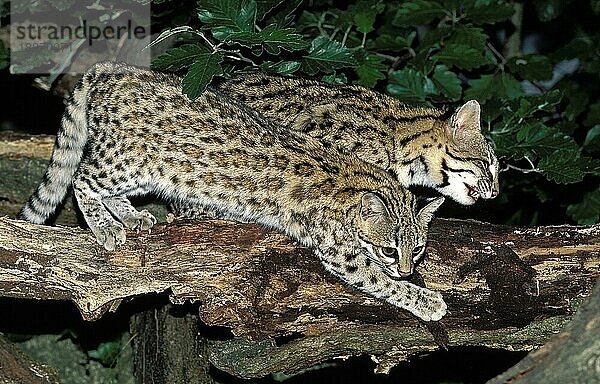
top-left (317, 246), bottom-right (447, 321)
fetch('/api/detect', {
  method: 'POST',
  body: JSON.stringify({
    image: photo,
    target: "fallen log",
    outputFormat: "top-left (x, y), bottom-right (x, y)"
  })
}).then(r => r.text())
top-left (0, 216), bottom-right (598, 377)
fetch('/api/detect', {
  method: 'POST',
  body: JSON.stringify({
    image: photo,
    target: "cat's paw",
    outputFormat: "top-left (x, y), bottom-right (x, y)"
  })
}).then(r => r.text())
top-left (92, 223), bottom-right (126, 251)
top-left (121, 209), bottom-right (157, 232)
top-left (406, 288), bottom-right (447, 322)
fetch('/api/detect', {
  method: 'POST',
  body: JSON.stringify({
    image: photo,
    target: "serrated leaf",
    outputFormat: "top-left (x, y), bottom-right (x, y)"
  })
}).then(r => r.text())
top-left (567, 188), bottom-right (600, 224)
top-left (354, 54), bottom-right (387, 88)
top-left (446, 26), bottom-right (488, 52)
top-left (198, 0), bottom-right (256, 38)
top-left (465, 1), bottom-right (514, 24)
top-left (368, 33), bottom-right (411, 51)
top-left (498, 73), bottom-right (524, 99)
top-left (222, 24), bottom-right (308, 54)
top-left (346, 0), bottom-right (385, 33)
top-left (507, 54), bottom-right (553, 81)
top-left (182, 53), bottom-right (224, 100)
top-left (387, 68), bottom-right (436, 103)
top-left (301, 36), bottom-right (356, 75)
top-left (465, 74), bottom-right (496, 103)
top-left (393, 0), bottom-right (446, 25)
top-left (418, 26), bottom-right (452, 52)
top-left (513, 90), bottom-right (562, 118)
top-left (433, 43), bottom-right (491, 70)
top-left (431, 64), bottom-right (461, 101)
top-left (538, 149), bottom-right (585, 184)
top-left (151, 44), bottom-right (211, 71)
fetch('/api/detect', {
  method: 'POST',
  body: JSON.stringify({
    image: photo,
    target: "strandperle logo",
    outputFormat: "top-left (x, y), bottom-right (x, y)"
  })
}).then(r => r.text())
top-left (9, 1), bottom-right (151, 74)
top-left (14, 19), bottom-right (148, 48)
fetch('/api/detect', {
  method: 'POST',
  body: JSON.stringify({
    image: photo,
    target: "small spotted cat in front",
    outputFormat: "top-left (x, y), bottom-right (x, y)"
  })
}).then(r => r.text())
top-left (219, 73), bottom-right (499, 205)
top-left (19, 62), bottom-right (446, 321)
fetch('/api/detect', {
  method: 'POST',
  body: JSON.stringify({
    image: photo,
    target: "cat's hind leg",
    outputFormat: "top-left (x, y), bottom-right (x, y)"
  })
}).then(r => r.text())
top-left (72, 178), bottom-right (126, 251)
top-left (103, 196), bottom-right (156, 231)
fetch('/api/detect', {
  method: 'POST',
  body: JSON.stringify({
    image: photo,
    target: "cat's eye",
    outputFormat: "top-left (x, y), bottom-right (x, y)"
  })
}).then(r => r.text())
top-left (412, 246), bottom-right (425, 256)
top-left (381, 247), bottom-right (397, 257)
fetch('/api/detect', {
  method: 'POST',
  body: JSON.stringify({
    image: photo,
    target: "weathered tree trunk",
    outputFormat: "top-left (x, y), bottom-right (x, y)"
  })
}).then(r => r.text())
top-left (130, 304), bottom-right (215, 384)
top-left (1, 131), bottom-right (599, 379)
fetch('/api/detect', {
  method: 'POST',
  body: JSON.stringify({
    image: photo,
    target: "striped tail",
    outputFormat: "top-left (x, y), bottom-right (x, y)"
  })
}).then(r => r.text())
top-left (18, 78), bottom-right (90, 224)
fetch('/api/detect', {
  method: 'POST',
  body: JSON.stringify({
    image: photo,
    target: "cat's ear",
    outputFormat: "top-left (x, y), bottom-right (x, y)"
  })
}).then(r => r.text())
top-left (417, 197), bottom-right (445, 226)
top-left (360, 192), bottom-right (391, 225)
top-left (449, 100), bottom-right (481, 140)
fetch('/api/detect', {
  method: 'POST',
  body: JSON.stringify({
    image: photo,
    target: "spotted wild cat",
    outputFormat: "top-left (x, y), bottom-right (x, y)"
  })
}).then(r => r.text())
top-left (18, 62), bottom-right (447, 321)
top-left (218, 73), bottom-right (499, 205)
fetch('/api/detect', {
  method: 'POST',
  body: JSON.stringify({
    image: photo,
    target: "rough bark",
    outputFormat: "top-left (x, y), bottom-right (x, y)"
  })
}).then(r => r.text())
top-left (487, 280), bottom-right (600, 384)
top-left (1, 131), bottom-right (599, 378)
top-left (0, 216), bottom-right (598, 377)
top-left (130, 304), bottom-right (215, 384)
top-left (0, 335), bottom-right (60, 384)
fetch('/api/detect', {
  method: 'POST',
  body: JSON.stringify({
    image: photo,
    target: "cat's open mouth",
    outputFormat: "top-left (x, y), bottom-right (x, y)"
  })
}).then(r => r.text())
top-left (464, 183), bottom-right (480, 201)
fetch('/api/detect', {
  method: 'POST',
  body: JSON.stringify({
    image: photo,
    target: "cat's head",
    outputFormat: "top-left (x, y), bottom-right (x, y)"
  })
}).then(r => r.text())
top-left (437, 100), bottom-right (499, 205)
top-left (356, 192), bottom-right (444, 278)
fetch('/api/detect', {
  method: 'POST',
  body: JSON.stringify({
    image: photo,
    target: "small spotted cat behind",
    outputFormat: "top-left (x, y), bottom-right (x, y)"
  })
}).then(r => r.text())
top-left (18, 62), bottom-right (447, 321)
top-left (219, 73), bottom-right (499, 206)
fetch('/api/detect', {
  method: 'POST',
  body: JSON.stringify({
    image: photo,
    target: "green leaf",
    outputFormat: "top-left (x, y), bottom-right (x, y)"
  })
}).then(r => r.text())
top-left (88, 340), bottom-right (121, 367)
top-left (301, 36), bottom-right (356, 75)
top-left (259, 60), bottom-right (301, 75)
top-left (538, 149), bottom-right (588, 184)
top-left (255, 0), bottom-right (285, 20)
top-left (550, 38), bottom-right (594, 61)
top-left (392, 0), bottom-right (446, 25)
top-left (567, 188), bottom-right (600, 224)
top-left (368, 34), bottom-right (411, 51)
top-left (465, 1), bottom-right (514, 24)
top-left (507, 54), bottom-right (553, 81)
top-left (198, 0), bottom-right (256, 37)
top-left (346, 0), bottom-right (385, 33)
top-left (433, 43), bottom-right (491, 70)
top-left (498, 73), bottom-right (524, 99)
top-left (387, 68), bottom-right (436, 103)
top-left (268, 0), bottom-right (303, 26)
top-left (222, 24), bottom-right (308, 54)
top-left (151, 44), bottom-right (211, 71)
top-left (322, 72), bottom-right (348, 85)
top-left (446, 26), bottom-right (488, 52)
top-left (465, 74), bottom-right (496, 103)
top-left (584, 125), bottom-right (600, 154)
top-left (354, 54), bottom-right (387, 88)
top-left (431, 64), bottom-right (461, 101)
top-left (182, 52), bottom-right (224, 100)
